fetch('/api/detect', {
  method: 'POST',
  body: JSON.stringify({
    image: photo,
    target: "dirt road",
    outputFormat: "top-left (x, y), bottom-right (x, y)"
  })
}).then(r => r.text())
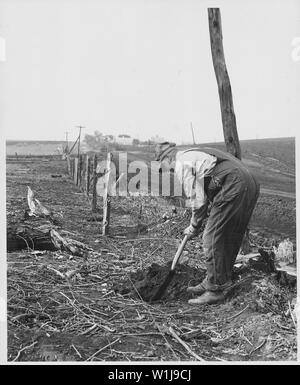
top-left (260, 188), bottom-right (295, 199)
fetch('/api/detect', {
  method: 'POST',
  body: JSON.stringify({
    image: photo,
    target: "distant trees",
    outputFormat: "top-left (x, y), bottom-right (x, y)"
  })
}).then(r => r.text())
top-left (84, 131), bottom-right (106, 151)
top-left (83, 130), bottom-right (157, 151)
top-left (140, 139), bottom-right (155, 145)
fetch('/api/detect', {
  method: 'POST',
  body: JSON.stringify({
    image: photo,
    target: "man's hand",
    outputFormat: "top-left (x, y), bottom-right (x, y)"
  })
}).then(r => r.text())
top-left (183, 224), bottom-right (200, 240)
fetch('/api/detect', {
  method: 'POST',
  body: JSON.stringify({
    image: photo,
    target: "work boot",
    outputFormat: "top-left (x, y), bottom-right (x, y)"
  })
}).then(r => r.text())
top-left (188, 291), bottom-right (225, 305)
top-left (187, 282), bottom-right (206, 295)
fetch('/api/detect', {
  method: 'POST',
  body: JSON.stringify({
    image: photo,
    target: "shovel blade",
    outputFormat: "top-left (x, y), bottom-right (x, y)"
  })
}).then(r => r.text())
top-left (150, 270), bottom-right (176, 302)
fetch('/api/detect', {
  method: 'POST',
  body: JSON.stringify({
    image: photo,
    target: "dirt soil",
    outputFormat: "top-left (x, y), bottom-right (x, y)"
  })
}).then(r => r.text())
top-left (6, 157), bottom-right (297, 362)
top-left (116, 262), bottom-right (206, 302)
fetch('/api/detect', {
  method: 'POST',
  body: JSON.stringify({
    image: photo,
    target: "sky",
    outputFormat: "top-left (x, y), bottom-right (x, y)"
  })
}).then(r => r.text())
top-left (0, 0), bottom-right (299, 144)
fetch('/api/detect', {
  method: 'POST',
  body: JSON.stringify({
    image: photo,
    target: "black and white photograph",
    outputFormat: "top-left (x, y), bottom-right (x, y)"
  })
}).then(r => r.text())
top-left (1, 0), bottom-right (299, 368)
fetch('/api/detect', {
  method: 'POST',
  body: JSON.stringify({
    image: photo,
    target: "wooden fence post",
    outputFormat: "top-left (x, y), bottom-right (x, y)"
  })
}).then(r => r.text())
top-left (82, 155), bottom-right (86, 192)
top-left (80, 154), bottom-right (84, 188)
top-left (85, 155), bottom-right (90, 196)
top-left (67, 156), bottom-right (70, 175)
top-left (70, 158), bottom-right (74, 179)
top-left (77, 156), bottom-right (82, 186)
top-left (78, 155), bottom-right (82, 187)
top-left (102, 152), bottom-right (112, 236)
top-left (72, 158), bottom-right (75, 179)
top-left (74, 157), bottom-right (78, 184)
top-left (92, 154), bottom-right (98, 212)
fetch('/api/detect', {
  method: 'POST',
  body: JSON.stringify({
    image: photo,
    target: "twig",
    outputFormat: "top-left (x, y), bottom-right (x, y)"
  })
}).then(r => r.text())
top-left (275, 322), bottom-right (293, 332)
top-left (12, 341), bottom-right (38, 361)
top-left (116, 332), bottom-right (163, 337)
top-left (71, 344), bottom-right (82, 359)
top-left (80, 324), bottom-right (99, 335)
top-left (86, 338), bottom-right (120, 361)
top-left (214, 356), bottom-right (227, 362)
top-left (224, 304), bottom-right (250, 322)
top-left (249, 338), bottom-right (266, 356)
top-left (168, 326), bottom-right (205, 362)
top-left (16, 235), bottom-right (32, 252)
top-left (198, 304), bottom-right (250, 327)
top-left (47, 266), bottom-right (65, 279)
top-left (148, 245), bottom-right (162, 257)
top-left (288, 300), bottom-right (297, 329)
top-left (117, 237), bottom-right (172, 244)
top-left (59, 291), bottom-right (75, 304)
top-left (243, 335), bottom-right (253, 347)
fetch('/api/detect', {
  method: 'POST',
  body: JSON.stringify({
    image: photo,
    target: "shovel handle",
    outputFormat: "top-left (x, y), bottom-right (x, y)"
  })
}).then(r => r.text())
top-left (171, 235), bottom-right (189, 271)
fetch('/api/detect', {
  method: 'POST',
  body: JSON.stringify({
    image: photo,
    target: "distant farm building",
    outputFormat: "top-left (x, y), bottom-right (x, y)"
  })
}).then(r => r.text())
top-left (116, 134), bottom-right (133, 145)
top-left (150, 135), bottom-right (165, 143)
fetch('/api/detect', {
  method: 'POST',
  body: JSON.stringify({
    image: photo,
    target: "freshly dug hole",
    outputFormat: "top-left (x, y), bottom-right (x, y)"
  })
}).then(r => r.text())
top-left (117, 262), bottom-right (206, 302)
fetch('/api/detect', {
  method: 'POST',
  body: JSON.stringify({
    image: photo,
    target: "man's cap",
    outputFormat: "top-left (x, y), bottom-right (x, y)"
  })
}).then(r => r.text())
top-left (154, 142), bottom-right (176, 161)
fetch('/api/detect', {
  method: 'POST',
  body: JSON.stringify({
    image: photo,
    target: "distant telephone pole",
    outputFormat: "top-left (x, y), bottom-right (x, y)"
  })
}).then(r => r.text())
top-left (75, 125), bottom-right (85, 157)
top-left (190, 122), bottom-right (196, 145)
top-left (65, 131), bottom-right (69, 152)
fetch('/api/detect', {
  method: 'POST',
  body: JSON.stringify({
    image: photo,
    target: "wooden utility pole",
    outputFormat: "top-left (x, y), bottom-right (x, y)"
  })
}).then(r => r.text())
top-left (68, 135), bottom-right (79, 155)
top-left (190, 122), bottom-right (196, 145)
top-left (208, 8), bottom-right (241, 160)
top-left (65, 131), bottom-right (69, 152)
top-left (76, 125), bottom-right (85, 158)
top-left (208, 9), bottom-right (250, 253)
top-left (75, 125), bottom-right (85, 187)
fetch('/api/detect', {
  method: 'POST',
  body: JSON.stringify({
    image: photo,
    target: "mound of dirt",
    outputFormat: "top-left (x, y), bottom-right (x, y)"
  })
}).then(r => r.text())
top-left (116, 262), bottom-right (206, 302)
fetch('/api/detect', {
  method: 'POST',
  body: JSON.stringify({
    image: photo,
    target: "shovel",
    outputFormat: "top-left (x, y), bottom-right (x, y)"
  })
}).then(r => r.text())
top-left (151, 235), bottom-right (189, 302)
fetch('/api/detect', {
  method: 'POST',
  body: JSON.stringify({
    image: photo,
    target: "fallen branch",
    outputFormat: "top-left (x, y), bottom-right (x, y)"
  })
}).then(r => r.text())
top-left (288, 300), bottom-right (297, 329)
top-left (71, 344), bottom-right (82, 359)
top-left (224, 304), bottom-right (250, 322)
top-left (168, 326), bottom-right (205, 362)
top-left (7, 224), bottom-right (55, 252)
top-left (80, 324), bottom-right (99, 335)
top-left (12, 341), bottom-right (38, 362)
top-left (47, 266), bottom-right (65, 279)
top-left (86, 338), bottom-right (120, 361)
top-left (249, 338), bottom-right (266, 356)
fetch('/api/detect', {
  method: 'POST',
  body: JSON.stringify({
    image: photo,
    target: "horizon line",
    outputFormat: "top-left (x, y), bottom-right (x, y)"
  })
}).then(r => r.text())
top-left (5, 136), bottom-right (296, 144)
